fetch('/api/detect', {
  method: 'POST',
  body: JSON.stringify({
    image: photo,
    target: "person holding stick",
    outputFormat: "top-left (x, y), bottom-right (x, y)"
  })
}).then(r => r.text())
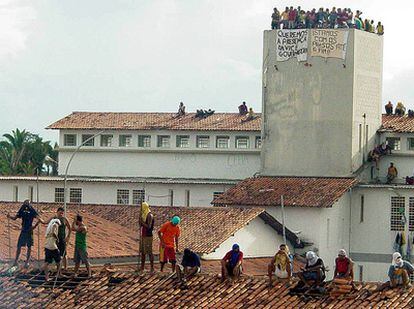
top-left (7, 200), bottom-right (44, 268)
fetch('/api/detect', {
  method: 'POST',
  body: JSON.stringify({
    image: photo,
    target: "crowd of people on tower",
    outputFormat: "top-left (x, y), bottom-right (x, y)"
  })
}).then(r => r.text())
top-left (271, 7), bottom-right (384, 34)
top-left (6, 200), bottom-right (414, 293)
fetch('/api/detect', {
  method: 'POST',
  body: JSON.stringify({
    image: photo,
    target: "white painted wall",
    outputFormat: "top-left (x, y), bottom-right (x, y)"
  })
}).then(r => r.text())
top-left (57, 129), bottom-right (261, 179)
top-left (0, 178), bottom-right (234, 207)
top-left (261, 29), bottom-right (383, 177)
top-left (203, 216), bottom-right (285, 259)
top-left (350, 186), bottom-right (414, 281)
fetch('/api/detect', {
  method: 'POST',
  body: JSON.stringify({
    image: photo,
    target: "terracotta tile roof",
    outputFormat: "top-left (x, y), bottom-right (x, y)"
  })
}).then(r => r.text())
top-left (80, 203), bottom-right (265, 254)
top-left (212, 176), bottom-right (358, 208)
top-left (46, 112), bottom-right (262, 131)
top-left (380, 114), bottom-right (414, 133)
top-left (0, 202), bottom-right (265, 260)
top-left (0, 203), bottom-right (138, 262)
top-left (1, 270), bottom-right (413, 308)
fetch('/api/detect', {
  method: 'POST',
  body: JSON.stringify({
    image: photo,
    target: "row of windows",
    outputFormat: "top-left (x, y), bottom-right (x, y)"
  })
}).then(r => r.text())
top-left (54, 188), bottom-right (83, 203)
top-left (64, 134), bottom-right (262, 149)
top-left (385, 136), bottom-right (414, 151)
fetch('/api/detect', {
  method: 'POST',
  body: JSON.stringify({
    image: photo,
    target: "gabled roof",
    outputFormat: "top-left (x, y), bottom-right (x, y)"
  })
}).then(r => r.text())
top-left (1, 271), bottom-right (413, 308)
top-left (0, 202), bottom-right (266, 257)
top-left (82, 203), bottom-right (265, 254)
top-left (212, 176), bottom-right (358, 208)
top-left (46, 112), bottom-right (262, 131)
top-left (380, 114), bottom-right (414, 133)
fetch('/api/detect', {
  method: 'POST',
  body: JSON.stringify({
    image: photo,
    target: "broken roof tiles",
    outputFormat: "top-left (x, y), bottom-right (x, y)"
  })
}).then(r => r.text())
top-left (47, 112), bottom-right (262, 131)
top-left (212, 176), bottom-right (358, 208)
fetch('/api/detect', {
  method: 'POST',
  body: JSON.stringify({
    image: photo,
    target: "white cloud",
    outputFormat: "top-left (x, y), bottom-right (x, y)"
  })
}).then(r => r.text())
top-left (0, 0), bottom-right (36, 60)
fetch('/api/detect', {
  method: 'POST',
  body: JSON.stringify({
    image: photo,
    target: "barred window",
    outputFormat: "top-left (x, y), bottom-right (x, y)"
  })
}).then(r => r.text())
top-left (236, 136), bottom-right (249, 149)
top-left (119, 135), bottom-right (132, 147)
top-left (70, 188), bottom-right (82, 203)
top-left (117, 189), bottom-right (130, 205)
top-left (55, 188), bottom-right (65, 203)
top-left (82, 134), bottom-right (94, 146)
top-left (391, 196), bottom-right (405, 231)
top-left (133, 189), bottom-right (145, 205)
top-left (64, 134), bottom-right (77, 146)
top-left (101, 135), bottom-right (113, 147)
top-left (409, 197), bottom-right (414, 232)
top-left (138, 135), bottom-right (151, 148)
top-left (196, 136), bottom-right (210, 148)
top-left (176, 135), bottom-right (190, 148)
top-left (216, 136), bottom-right (229, 149)
top-left (386, 137), bottom-right (401, 151)
top-left (157, 136), bottom-right (170, 148)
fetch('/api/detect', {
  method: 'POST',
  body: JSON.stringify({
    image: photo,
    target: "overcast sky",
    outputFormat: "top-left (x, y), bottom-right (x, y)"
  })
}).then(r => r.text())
top-left (0, 0), bottom-right (411, 142)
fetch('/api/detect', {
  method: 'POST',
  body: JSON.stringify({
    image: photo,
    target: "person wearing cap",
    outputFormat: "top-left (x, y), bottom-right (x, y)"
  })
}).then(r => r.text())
top-left (221, 244), bottom-right (243, 282)
top-left (158, 215), bottom-right (181, 272)
top-left (298, 251), bottom-right (326, 287)
top-left (388, 252), bottom-right (414, 288)
top-left (175, 248), bottom-right (201, 289)
top-left (334, 249), bottom-right (353, 280)
top-left (139, 202), bottom-right (154, 273)
top-left (7, 199), bottom-right (44, 268)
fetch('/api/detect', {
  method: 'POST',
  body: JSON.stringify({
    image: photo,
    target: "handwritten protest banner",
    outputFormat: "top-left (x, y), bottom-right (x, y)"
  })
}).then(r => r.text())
top-left (310, 29), bottom-right (349, 59)
top-left (276, 29), bottom-right (308, 62)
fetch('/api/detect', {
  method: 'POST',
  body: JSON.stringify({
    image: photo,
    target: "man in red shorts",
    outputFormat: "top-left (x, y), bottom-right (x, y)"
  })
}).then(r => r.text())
top-left (158, 216), bottom-right (181, 272)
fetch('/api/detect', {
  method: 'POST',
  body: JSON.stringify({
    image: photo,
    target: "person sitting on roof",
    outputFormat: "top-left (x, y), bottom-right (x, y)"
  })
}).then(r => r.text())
top-left (176, 102), bottom-right (186, 117)
top-left (221, 244), bottom-right (243, 282)
top-left (42, 219), bottom-right (62, 281)
top-left (334, 249), bottom-right (353, 280)
top-left (387, 162), bottom-right (398, 184)
top-left (376, 21), bottom-right (384, 35)
top-left (195, 109), bottom-right (206, 119)
top-left (385, 101), bottom-right (393, 115)
top-left (388, 252), bottom-right (414, 289)
top-left (158, 216), bottom-right (181, 272)
top-left (268, 244), bottom-right (292, 286)
top-left (238, 102), bottom-right (248, 115)
top-left (139, 202), bottom-right (154, 273)
top-left (297, 251), bottom-right (326, 287)
top-left (176, 248), bottom-right (201, 289)
top-left (408, 110), bottom-right (414, 118)
top-left (395, 102), bottom-right (406, 116)
top-left (246, 107), bottom-right (255, 120)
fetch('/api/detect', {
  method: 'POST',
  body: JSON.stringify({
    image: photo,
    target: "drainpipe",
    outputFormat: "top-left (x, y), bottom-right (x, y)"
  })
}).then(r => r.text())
top-left (348, 188), bottom-right (352, 255)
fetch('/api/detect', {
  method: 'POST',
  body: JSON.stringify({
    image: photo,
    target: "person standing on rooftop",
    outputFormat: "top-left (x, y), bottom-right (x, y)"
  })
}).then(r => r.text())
top-left (271, 8), bottom-right (280, 29)
top-left (7, 200), bottom-right (44, 268)
top-left (71, 214), bottom-right (91, 277)
top-left (139, 202), bottom-right (154, 273)
top-left (158, 215), bottom-right (181, 272)
top-left (42, 219), bottom-right (62, 281)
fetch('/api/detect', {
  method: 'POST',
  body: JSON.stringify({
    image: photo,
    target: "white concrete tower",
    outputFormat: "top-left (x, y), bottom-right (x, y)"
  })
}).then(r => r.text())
top-left (261, 29), bottom-right (383, 177)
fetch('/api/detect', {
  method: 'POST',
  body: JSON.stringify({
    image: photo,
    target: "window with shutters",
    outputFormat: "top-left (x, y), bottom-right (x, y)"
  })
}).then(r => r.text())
top-left (391, 196), bottom-right (405, 231)
top-left (82, 134), bottom-right (94, 146)
top-left (409, 197), bottom-right (414, 232)
top-left (64, 134), bottom-right (77, 146)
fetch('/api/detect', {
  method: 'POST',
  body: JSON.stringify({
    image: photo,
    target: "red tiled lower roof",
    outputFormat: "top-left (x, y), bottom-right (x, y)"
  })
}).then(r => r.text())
top-left (0, 202), bottom-right (265, 259)
top-left (0, 203), bottom-right (138, 261)
top-left (381, 114), bottom-right (414, 133)
top-left (1, 270), bottom-right (412, 308)
top-left (212, 176), bottom-right (358, 207)
top-left (46, 112), bottom-right (262, 131)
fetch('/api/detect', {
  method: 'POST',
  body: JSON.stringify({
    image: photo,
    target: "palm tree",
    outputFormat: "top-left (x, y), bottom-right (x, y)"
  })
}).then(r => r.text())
top-left (0, 129), bottom-right (30, 174)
